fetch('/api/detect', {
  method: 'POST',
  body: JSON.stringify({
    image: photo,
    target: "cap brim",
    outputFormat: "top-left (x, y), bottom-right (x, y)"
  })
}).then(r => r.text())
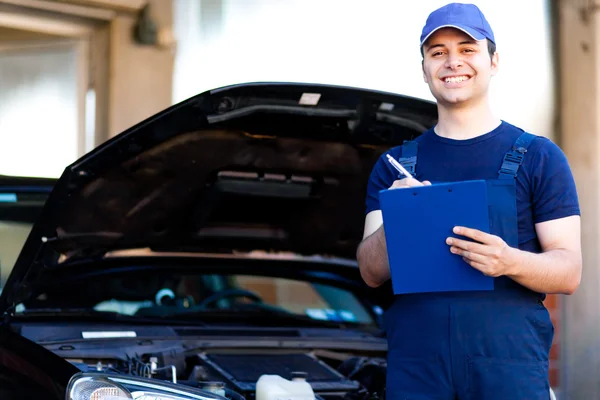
top-left (420, 24), bottom-right (486, 46)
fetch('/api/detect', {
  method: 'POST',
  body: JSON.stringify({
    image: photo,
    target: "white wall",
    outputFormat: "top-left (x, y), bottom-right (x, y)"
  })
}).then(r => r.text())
top-left (173, 0), bottom-right (555, 138)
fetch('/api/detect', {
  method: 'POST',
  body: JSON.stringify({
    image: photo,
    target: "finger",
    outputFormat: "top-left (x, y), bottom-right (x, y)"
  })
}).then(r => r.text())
top-left (446, 237), bottom-right (490, 256)
top-left (389, 177), bottom-right (425, 189)
top-left (422, 180), bottom-right (432, 186)
top-left (451, 247), bottom-right (487, 263)
top-left (462, 258), bottom-right (492, 275)
top-left (389, 178), bottom-right (410, 189)
top-left (452, 226), bottom-right (494, 244)
top-left (404, 177), bottom-right (427, 187)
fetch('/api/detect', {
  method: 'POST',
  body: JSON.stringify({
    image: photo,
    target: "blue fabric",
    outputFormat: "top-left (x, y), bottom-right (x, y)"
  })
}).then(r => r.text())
top-left (385, 293), bottom-right (553, 399)
top-left (497, 132), bottom-right (536, 179)
top-left (420, 2), bottom-right (496, 45)
top-left (384, 176), bottom-right (553, 398)
top-left (397, 140), bottom-right (418, 177)
top-left (365, 121), bottom-right (580, 254)
top-left (368, 125), bottom-right (568, 399)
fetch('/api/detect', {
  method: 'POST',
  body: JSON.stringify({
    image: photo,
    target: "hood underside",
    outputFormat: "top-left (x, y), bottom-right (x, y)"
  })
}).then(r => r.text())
top-left (3, 82), bottom-right (437, 309)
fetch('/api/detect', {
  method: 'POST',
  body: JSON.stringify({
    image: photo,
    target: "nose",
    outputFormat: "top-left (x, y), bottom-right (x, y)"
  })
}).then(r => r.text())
top-left (444, 52), bottom-right (463, 69)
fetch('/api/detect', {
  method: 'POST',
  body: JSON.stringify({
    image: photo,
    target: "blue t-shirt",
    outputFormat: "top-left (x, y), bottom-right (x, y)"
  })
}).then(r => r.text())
top-left (365, 121), bottom-right (580, 253)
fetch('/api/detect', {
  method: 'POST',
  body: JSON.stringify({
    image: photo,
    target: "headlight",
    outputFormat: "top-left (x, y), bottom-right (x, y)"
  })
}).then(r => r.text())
top-left (67, 373), bottom-right (228, 400)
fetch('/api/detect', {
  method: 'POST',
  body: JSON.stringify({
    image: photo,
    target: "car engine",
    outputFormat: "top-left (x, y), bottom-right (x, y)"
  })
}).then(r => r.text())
top-left (67, 349), bottom-right (387, 400)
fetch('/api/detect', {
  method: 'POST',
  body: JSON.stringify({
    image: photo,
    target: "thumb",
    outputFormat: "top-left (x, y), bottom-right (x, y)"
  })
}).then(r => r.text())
top-left (422, 180), bottom-right (432, 186)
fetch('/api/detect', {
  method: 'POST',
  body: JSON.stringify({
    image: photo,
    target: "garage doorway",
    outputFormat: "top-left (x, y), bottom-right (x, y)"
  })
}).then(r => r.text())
top-left (0, 0), bottom-right (117, 178)
top-left (0, 34), bottom-right (89, 177)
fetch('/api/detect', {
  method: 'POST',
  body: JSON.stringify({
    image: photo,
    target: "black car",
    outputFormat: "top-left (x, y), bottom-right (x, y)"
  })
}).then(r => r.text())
top-left (0, 82), bottom-right (437, 400)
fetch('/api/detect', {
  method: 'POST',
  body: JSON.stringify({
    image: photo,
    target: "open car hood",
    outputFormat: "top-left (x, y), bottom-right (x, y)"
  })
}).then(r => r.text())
top-left (1, 82), bottom-right (437, 312)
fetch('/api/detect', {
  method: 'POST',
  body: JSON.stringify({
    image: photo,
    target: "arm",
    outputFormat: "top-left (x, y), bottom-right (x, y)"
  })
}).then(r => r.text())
top-left (447, 138), bottom-right (582, 295)
top-left (356, 211), bottom-right (390, 288)
top-left (448, 215), bottom-right (582, 294)
top-left (507, 215), bottom-right (581, 294)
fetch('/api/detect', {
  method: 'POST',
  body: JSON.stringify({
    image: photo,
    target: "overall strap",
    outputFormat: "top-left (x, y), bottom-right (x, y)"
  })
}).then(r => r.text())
top-left (399, 140), bottom-right (418, 177)
top-left (497, 132), bottom-right (537, 179)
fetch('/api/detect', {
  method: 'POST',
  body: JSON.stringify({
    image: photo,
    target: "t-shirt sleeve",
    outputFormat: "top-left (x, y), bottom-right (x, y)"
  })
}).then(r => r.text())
top-left (365, 152), bottom-right (396, 214)
top-left (530, 138), bottom-right (580, 223)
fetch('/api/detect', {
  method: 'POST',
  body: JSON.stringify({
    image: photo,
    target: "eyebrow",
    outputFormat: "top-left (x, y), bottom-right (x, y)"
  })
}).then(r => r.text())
top-left (425, 43), bottom-right (445, 52)
top-left (425, 40), bottom-right (478, 53)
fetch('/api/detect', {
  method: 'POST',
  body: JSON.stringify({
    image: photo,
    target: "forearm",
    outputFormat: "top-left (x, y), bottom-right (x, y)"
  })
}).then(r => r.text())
top-left (356, 226), bottom-right (391, 288)
top-left (506, 247), bottom-right (582, 295)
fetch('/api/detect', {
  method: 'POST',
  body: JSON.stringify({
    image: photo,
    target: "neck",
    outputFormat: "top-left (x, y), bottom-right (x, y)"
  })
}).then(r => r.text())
top-left (434, 97), bottom-right (501, 140)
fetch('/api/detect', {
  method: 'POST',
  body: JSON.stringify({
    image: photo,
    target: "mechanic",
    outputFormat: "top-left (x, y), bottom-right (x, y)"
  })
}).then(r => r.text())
top-left (356, 3), bottom-right (582, 399)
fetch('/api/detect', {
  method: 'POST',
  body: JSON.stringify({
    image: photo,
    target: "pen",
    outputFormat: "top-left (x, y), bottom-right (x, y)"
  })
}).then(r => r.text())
top-left (386, 154), bottom-right (413, 179)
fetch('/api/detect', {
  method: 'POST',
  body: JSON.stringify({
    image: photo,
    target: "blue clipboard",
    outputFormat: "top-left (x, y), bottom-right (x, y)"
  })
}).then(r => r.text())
top-left (379, 180), bottom-right (493, 295)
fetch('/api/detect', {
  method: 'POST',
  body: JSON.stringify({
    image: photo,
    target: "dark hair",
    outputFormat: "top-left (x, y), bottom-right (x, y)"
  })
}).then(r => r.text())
top-left (420, 39), bottom-right (496, 59)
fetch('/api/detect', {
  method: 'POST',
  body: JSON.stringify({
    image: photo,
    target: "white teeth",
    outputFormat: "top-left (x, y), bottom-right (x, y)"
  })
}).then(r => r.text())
top-left (444, 76), bottom-right (469, 83)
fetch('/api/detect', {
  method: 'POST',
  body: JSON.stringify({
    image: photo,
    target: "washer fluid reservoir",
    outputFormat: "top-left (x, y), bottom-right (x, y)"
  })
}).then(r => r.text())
top-left (255, 372), bottom-right (315, 400)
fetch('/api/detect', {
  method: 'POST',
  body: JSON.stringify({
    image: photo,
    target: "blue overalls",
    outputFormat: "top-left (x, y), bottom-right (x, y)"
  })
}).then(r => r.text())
top-left (384, 133), bottom-right (554, 400)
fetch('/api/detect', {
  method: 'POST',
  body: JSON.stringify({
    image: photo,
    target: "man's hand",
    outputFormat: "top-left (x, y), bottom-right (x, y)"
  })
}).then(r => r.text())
top-left (445, 216), bottom-right (581, 295)
top-left (389, 176), bottom-right (432, 189)
top-left (446, 226), bottom-right (519, 277)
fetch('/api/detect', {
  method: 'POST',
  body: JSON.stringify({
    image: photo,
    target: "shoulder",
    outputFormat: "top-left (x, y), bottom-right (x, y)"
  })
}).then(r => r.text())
top-left (503, 124), bottom-right (580, 221)
top-left (386, 129), bottom-right (432, 157)
top-left (503, 123), bottom-right (576, 192)
top-left (526, 136), bottom-right (573, 182)
top-left (500, 122), bottom-right (562, 161)
top-left (520, 135), bottom-right (568, 171)
top-left (367, 130), bottom-right (431, 182)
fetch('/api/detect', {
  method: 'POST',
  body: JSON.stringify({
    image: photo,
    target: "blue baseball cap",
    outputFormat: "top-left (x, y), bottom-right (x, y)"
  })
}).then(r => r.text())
top-left (420, 3), bottom-right (495, 47)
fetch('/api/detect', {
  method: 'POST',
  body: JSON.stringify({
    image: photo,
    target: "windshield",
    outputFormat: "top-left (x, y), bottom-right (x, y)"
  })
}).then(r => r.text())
top-left (17, 272), bottom-right (377, 327)
top-left (0, 221), bottom-right (32, 290)
top-left (0, 183), bottom-right (49, 292)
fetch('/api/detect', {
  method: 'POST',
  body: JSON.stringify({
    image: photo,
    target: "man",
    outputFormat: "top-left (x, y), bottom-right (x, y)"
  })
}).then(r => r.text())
top-left (356, 3), bottom-right (582, 399)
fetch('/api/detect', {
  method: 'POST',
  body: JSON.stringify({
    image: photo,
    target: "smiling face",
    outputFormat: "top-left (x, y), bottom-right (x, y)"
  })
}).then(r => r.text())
top-left (422, 28), bottom-right (499, 108)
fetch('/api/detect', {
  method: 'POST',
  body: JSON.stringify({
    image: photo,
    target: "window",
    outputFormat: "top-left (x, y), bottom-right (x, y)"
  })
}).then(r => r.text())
top-left (0, 179), bottom-right (51, 291)
top-left (0, 41), bottom-right (86, 178)
top-left (0, 220), bottom-right (33, 290)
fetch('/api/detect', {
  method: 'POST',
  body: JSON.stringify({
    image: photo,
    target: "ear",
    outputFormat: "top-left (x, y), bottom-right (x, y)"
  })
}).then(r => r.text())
top-left (422, 60), bottom-right (428, 83)
top-left (490, 51), bottom-right (499, 77)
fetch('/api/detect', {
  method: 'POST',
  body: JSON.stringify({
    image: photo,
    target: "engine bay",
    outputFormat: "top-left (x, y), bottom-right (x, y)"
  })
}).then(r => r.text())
top-left (65, 348), bottom-right (387, 400)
